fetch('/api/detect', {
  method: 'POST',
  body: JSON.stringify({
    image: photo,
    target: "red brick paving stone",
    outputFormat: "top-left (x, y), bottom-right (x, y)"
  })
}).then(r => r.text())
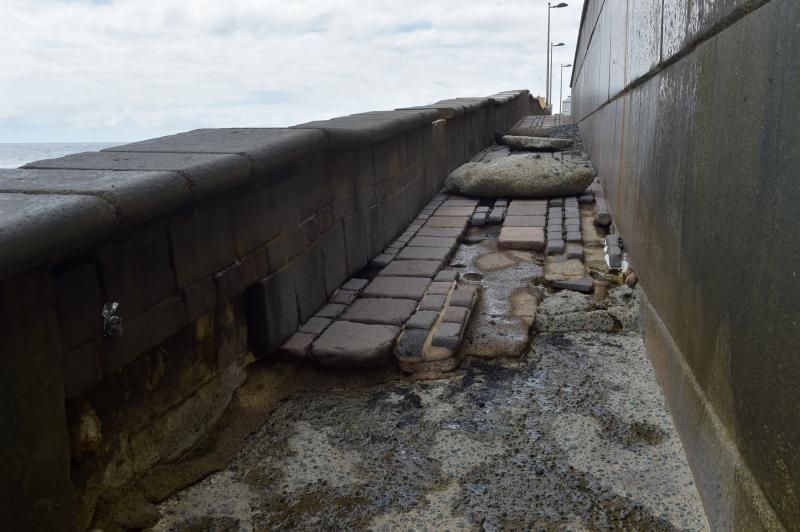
top-left (316, 303), bottom-right (346, 318)
top-left (281, 332), bottom-right (315, 357)
top-left (310, 321), bottom-right (400, 367)
top-left (504, 215), bottom-right (547, 227)
top-left (379, 260), bottom-right (441, 278)
top-left (497, 226), bottom-right (545, 251)
top-left (434, 206), bottom-right (475, 216)
top-left (441, 306), bottom-right (469, 324)
top-left (340, 298), bottom-right (417, 326)
top-left (424, 216), bottom-right (469, 229)
top-left (299, 316), bottom-right (332, 335)
top-left (408, 236), bottom-right (458, 249)
top-left (363, 276), bottom-right (430, 300)
top-left (416, 227), bottom-right (465, 238)
top-left (396, 246), bottom-right (451, 262)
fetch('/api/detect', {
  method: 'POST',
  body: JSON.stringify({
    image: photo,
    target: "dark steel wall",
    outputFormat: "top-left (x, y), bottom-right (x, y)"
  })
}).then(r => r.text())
top-left (571, 1), bottom-right (799, 530)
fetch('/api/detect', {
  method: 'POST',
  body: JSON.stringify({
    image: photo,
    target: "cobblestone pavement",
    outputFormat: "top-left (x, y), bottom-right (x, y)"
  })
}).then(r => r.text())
top-left (149, 118), bottom-right (708, 531)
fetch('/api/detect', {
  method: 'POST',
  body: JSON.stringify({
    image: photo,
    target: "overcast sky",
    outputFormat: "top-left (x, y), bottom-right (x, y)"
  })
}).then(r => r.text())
top-left (0, 0), bottom-right (583, 143)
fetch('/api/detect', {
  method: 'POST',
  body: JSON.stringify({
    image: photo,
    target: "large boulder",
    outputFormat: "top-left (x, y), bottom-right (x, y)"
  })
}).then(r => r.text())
top-left (445, 154), bottom-right (594, 198)
top-left (508, 126), bottom-right (550, 137)
top-left (500, 135), bottom-right (574, 151)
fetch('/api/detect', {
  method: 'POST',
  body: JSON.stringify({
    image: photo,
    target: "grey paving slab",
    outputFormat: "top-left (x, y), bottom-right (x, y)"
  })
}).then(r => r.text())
top-left (316, 303), bottom-right (347, 318)
top-left (442, 306), bottom-right (469, 324)
top-left (396, 246), bottom-right (451, 262)
top-left (299, 317), bottom-right (332, 335)
top-left (471, 212), bottom-right (487, 226)
top-left (310, 320), bottom-right (400, 367)
top-left (419, 294), bottom-right (446, 312)
top-left (565, 243), bottom-right (585, 260)
top-left (408, 236), bottom-right (458, 249)
top-left (431, 322), bottom-right (463, 349)
top-left (566, 231), bottom-right (583, 243)
top-left (547, 240), bottom-right (566, 254)
top-left (507, 204), bottom-right (548, 216)
top-left (281, 333), bottom-right (315, 357)
top-left (449, 286), bottom-right (477, 308)
top-left (395, 328), bottom-right (430, 361)
top-left (405, 311), bottom-right (439, 330)
top-left (416, 226), bottom-right (464, 238)
top-left (435, 206), bottom-right (474, 216)
top-left (379, 260), bottom-right (441, 278)
top-left (370, 254), bottom-right (394, 268)
top-left (329, 289), bottom-right (358, 305)
top-left (363, 276), bottom-right (430, 300)
top-left (434, 270), bottom-right (460, 282)
top-left (498, 227), bottom-right (545, 251)
top-left (424, 216), bottom-right (469, 229)
top-left (488, 207), bottom-right (506, 225)
top-left (426, 281), bottom-right (453, 295)
top-left (340, 298), bottom-right (417, 326)
top-left (341, 278), bottom-right (369, 291)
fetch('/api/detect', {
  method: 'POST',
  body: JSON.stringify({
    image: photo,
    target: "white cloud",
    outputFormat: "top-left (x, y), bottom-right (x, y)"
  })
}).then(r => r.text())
top-left (0, 0), bottom-right (582, 142)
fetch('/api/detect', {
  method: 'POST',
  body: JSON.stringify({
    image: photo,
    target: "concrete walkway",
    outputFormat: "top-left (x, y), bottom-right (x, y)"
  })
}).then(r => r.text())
top-left (149, 117), bottom-right (708, 531)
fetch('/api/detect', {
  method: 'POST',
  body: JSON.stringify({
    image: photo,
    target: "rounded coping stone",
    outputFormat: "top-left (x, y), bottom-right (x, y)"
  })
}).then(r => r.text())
top-left (310, 321), bottom-right (400, 367)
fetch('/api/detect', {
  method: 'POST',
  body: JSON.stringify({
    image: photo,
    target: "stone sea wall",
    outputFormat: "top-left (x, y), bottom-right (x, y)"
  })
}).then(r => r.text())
top-left (0, 90), bottom-right (539, 529)
top-left (570, 1), bottom-right (799, 530)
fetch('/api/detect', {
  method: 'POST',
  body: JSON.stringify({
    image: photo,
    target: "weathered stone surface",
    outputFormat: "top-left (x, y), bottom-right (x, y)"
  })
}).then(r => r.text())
top-left (329, 289), bottom-right (358, 305)
top-left (379, 260), bottom-right (441, 278)
top-left (395, 328), bottom-right (429, 362)
top-left (396, 246), bottom-right (451, 262)
top-left (341, 278), bottom-right (368, 291)
top-left (547, 240), bottom-right (565, 254)
top-left (299, 317), bottom-right (332, 335)
top-left (281, 333), bottom-right (315, 358)
top-left (434, 270), bottom-right (460, 282)
top-left (446, 155), bottom-right (593, 198)
top-left (370, 254), bottom-right (394, 269)
top-left (430, 322), bottom-right (463, 349)
top-left (406, 310), bottom-right (439, 330)
top-left (499, 135), bottom-right (575, 151)
top-left (497, 227), bottom-right (545, 251)
top-left (504, 215), bottom-right (546, 227)
top-left (416, 226), bottom-right (464, 238)
top-left (363, 276), bottom-right (429, 300)
top-left (552, 277), bottom-right (594, 293)
top-left (408, 236), bottom-right (458, 249)
top-left (565, 243), bottom-right (585, 260)
top-left (419, 294), bottom-right (446, 312)
top-left (424, 216), bottom-right (469, 229)
top-left (449, 286), bottom-right (477, 308)
top-left (544, 259), bottom-right (586, 281)
top-left (435, 206), bottom-right (474, 216)
top-left (442, 306), bottom-right (469, 324)
top-left (426, 281), bottom-right (453, 295)
top-left (316, 303), bottom-right (346, 318)
top-left (566, 231), bottom-right (583, 243)
top-left (507, 126), bottom-right (550, 137)
top-left (487, 207), bottom-right (506, 225)
top-left (310, 321), bottom-right (399, 367)
top-left (471, 212), bottom-right (487, 226)
top-left (340, 298), bottom-right (417, 325)
top-left (507, 203), bottom-right (547, 216)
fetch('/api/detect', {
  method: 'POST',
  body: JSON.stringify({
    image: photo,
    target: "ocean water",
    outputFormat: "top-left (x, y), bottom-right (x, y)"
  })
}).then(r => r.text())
top-left (0, 142), bottom-right (122, 169)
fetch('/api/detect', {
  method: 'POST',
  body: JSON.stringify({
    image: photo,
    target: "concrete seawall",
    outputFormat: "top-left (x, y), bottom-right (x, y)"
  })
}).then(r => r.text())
top-left (0, 91), bottom-right (539, 529)
top-left (570, 1), bottom-right (799, 529)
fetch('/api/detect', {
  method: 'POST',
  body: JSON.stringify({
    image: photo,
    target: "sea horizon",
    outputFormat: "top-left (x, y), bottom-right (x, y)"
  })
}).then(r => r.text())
top-left (0, 142), bottom-right (123, 169)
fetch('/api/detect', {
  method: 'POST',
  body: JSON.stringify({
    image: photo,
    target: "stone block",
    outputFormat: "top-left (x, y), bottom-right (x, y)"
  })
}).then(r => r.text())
top-left (434, 270), bottom-right (460, 282)
top-left (430, 322), bottom-right (463, 349)
top-left (426, 281), bottom-right (453, 295)
top-left (370, 254), bottom-right (394, 268)
top-left (406, 311), bottom-right (439, 330)
top-left (579, 194), bottom-right (595, 204)
top-left (341, 278), bottom-right (369, 292)
top-left (170, 201), bottom-right (236, 288)
top-left (449, 286), bottom-right (476, 308)
top-left (329, 289), bottom-right (358, 305)
top-left (281, 333), bottom-right (315, 358)
top-left (494, 199), bottom-right (509, 207)
top-left (442, 306), bottom-right (469, 324)
top-left (504, 215), bottom-right (546, 227)
top-left (424, 216), bottom-right (469, 229)
top-left (62, 342), bottom-right (102, 399)
top-left (231, 184), bottom-right (279, 255)
top-left (266, 234), bottom-right (289, 273)
top-left (487, 207), bottom-right (506, 225)
top-left (245, 268), bottom-right (298, 356)
top-left (551, 277), bottom-right (594, 293)
top-left (507, 204), bottom-right (547, 216)
top-left (396, 246), bottom-right (451, 262)
top-left (395, 328), bottom-right (429, 362)
top-left (340, 298), bottom-right (417, 325)
top-left (498, 226), bottom-right (545, 251)
top-left (363, 276), bottom-right (430, 300)
top-left (565, 243), bottom-right (585, 260)
top-left (547, 239), bottom-right (565, 254)
top-left (320, 224), bottom-right (349, 296)
top-left (184, 278), bottom-right (217, 322)
top-left (214, 263), bottom-right (246, 302)
top-left (290, 244), bottom-right (327, 322)
top-left (53, 260), bottom-right (104, 352)
top-left (343, 214), bottom-right (368, 276)
top-left (417, 226), bottom-right (464, 238)
top-left (419, 294), bottom-right (446, 312)
top-left (408, 236), bottom-right (458, 249)
top-left (471, 212), bottom-right (487, 226)
top-left (566, 231), bottom-right (583, 243)
top-left (316, 303), bottom-right (347, 318)
top-left (299, 317), bottom-right (332, 336)
top-left (549, 198), bottom-right (564, 207)
top-left (310, 321), bottom-right (400, 367)
top-left (379, 260), bottom-right (441, 278)
top-left (240, 247), bottom-right (269, 286)
top-left (435, 206), bottom-right (474, 216)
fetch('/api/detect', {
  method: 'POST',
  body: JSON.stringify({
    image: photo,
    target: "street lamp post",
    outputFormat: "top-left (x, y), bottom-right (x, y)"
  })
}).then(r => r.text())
top-left (546, 2), bottom-right (567, 109)
top-left (560, 63), bottom-right (572, 114)
top-left (550, 42), bottom-right (565, 108)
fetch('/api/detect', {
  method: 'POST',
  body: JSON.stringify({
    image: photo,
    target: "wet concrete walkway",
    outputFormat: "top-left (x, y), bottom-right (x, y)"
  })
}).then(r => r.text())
top-left (150, 118), bottom-right (708, 531)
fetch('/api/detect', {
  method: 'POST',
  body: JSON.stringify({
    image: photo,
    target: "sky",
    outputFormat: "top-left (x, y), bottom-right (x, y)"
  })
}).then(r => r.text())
top-left (0, 0), bottom-right (583, 143)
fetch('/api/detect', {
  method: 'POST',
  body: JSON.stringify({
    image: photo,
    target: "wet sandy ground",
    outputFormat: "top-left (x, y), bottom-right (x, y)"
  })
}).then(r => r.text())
top-left (151, 232), bottom-right (708, 531)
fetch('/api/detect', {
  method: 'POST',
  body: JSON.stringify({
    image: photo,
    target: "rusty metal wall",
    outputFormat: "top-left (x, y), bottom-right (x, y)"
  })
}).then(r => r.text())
top-left (572, 1), bottom-right (800, 530)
